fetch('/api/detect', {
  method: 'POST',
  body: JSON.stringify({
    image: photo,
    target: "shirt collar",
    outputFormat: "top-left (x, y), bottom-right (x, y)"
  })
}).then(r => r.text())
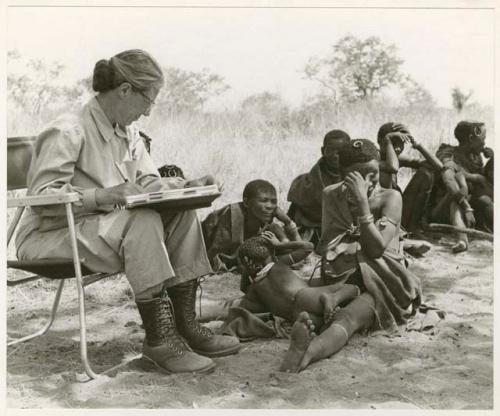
top-left (88, 96), bottom-right (126, 143)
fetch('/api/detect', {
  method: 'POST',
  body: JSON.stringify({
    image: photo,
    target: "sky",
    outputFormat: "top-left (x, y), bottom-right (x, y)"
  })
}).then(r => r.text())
top-left (6, 4), bottom-right (495, 109)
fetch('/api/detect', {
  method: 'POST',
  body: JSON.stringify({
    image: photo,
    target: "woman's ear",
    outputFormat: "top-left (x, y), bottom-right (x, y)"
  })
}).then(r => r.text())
top-left (242, 197), bottom-right (249, 208)
top-left (117, 82), bottom-right (133, 98)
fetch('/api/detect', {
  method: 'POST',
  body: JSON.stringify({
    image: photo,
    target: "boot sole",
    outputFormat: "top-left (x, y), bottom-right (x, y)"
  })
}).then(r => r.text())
top-left (193, 343), bottom-right (241, 358)
top-left (141, 354), bottom-right (216, 374)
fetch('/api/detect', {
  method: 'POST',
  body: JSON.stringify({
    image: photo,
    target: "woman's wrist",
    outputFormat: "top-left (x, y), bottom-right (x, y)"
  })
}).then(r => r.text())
top-left (356, 198), bottom-right (371, 216)
top-left (357, 213), bottom-right (374, 225)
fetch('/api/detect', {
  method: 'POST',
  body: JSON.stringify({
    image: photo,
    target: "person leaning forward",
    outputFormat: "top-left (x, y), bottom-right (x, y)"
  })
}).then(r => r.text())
top-left (15, 49), bottom-right (240, 374)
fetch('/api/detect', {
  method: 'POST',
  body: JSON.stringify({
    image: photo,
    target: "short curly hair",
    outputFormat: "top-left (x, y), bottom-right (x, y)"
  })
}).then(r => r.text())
top-left (454, 121), bottom-right (486, 144)
top-left (242, 179), bottom-right (276, 200)
top-left (338, 139), bottom-right (380, 168)
top-left (376, 122), bottom-right (411, 144)
top-left (238, 236), bottom-right (271, 268)
top-left (323, 129), bottom-right (351, 146)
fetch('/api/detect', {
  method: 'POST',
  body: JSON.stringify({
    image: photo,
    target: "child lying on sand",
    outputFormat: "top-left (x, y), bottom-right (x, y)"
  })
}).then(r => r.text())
top-left (237, 234), bottom-right (361, 332)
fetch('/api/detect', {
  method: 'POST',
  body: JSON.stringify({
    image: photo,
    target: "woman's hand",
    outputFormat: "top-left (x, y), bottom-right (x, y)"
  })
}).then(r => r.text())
top-left (260, 230), bottom-right (281, 247)
top-left (344, 172), bottom-right (371, 202)
top-left (274, 206), bottom-right (291, 224)
top-left (344, 171), bottom-right (374, 216)
top-left (95, 182), bottom-right (145, 206)
top-left (185, 174), bottom-right (224, 191)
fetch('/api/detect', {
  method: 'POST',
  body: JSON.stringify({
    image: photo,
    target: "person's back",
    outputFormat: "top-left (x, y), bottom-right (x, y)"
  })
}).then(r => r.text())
top-left (245, 261), bottom-right (309, 319)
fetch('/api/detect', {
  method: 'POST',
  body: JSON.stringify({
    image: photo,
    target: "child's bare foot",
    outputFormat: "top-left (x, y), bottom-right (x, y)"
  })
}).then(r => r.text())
top-left (279, 312), bottom-right (316, 373)
top-left (320, 292), bottom-right (341, 325)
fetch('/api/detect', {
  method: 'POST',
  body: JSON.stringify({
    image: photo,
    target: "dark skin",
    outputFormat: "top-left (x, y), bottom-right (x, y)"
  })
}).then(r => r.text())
top-left (239, 243), bottom-right (358, 328)
top-left (281, 158), bottom-right (403, 372)
top-left (321, 137), bottom-right (349, 172)
top-left (243, 190), bottom-right (301, 244)
top-left (379, 132), bottom-right (443, 189)
top-left (437, 133), bottom-right (493, 243)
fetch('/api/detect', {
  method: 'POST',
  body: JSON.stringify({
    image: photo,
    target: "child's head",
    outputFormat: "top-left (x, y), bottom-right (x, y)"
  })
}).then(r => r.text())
top-left (238, 236), bottom-right (273, 276)
top-left (242, 179), bottom-right (277, 224)
top-left (377, 122), bottom-right (408, 155)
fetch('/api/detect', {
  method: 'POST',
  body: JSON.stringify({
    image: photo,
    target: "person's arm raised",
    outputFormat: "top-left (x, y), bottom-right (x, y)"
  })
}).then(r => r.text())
top-left (408, 137), bottom-right (443, 171)
top-left (344, 172), bottom-right (401, 259)
top-left (379, 134), bottom-right (400, 174)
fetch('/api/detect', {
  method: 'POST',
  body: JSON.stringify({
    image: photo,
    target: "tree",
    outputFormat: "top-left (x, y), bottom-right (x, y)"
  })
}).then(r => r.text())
top-left (401, 76), bottom-right (435, 107)
top-left (240, 92), bottom-right (291, 133)
top-left (304, 35), bottom-right (405, 102)
top-left (8, 49), bottom-right (86, 116)
top-left (451, 87), bottom-right (473, 112)
top-left (157, 67), bottom-right (230, 114)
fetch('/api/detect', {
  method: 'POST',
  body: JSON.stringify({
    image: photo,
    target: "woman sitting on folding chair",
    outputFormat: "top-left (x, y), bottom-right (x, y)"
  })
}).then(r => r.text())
top-left (15, 49), bottom-right (239, 374)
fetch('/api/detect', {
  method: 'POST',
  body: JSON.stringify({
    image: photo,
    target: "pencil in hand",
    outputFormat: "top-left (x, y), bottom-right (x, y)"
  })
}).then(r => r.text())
top-left (115, 161), bottom-right (129, 183)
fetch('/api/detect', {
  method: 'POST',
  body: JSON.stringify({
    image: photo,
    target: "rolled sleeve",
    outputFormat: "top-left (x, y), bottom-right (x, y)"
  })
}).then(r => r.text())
top-left (81, 188), bottom-right (98, 211)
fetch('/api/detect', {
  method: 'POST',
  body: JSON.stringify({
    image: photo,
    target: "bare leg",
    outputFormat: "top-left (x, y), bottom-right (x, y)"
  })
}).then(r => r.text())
top-left (402, 166), bottom-right (434, 234)
top-left (279, 312), bottom-right (316, 372)
top-left (293, 284), bottom-right (359, 324)
top-left (450, 201), bottom-right (468, 253)
top-left (319, 285), bottom-right (360, 325)
top-left (280, 293), bottom-right (375, 373)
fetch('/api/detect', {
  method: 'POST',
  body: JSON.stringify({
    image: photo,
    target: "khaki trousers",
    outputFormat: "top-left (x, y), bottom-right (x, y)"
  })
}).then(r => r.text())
top-left (17, 208), bottom-right (213, 295)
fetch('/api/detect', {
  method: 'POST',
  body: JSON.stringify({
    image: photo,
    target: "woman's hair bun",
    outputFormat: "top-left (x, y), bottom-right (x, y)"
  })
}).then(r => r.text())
top-left (92, 59), bottom-right (114, 92)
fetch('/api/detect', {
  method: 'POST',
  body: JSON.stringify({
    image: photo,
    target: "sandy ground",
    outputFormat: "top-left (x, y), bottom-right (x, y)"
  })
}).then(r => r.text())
top-left (6, 233), bottom-right (493, 409)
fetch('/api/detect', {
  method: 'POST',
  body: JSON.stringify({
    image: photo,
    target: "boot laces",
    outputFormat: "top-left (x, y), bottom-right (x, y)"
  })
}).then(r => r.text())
top-left (159, 298), bottom-right (187, 356)
top-left (184, 279), bottom-right (213, 339)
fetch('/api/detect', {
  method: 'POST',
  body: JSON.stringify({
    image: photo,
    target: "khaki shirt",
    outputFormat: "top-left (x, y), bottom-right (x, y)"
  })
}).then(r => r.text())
top-left (16, 97), bottom-right (181, 246)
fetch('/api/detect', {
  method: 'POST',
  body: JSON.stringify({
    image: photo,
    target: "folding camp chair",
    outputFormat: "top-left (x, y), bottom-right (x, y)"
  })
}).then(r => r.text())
top-left (6, 136), bottom-right (139, 380)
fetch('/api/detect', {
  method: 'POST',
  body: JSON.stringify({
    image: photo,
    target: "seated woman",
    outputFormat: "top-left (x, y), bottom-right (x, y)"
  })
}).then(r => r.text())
top-left (15, 49), bottom-right (239, 374)
top-left (201, 179), bottom-right (305, 291)
top-left (280, 139), bottom-right (422, 372)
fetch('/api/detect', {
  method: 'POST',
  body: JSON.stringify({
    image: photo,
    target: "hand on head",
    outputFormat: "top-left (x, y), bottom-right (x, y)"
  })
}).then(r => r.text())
top-left (260, 230), bottom-right (280, 246)
top-left (344, 171), bottom-right (375, 203)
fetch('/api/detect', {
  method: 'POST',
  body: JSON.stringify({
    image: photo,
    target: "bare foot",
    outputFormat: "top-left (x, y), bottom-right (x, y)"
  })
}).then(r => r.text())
top-left (452, 240), bottom-right (468, 254)
top-left (279, 312), bottom-right (316, 373)
top-left (319, 293), bottom-right (340, 325)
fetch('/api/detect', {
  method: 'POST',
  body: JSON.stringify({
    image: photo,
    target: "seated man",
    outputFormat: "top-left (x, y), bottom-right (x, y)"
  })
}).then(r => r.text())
top-left (287, 129), bottom-right (351, 245)
top-left (402, 120), bottom-right (493, 251)
top-left (377, 122), bottom-right (441, 255)
top-left (237, 235), bottom-right (359, 329)
top-left (202, 179), bottom-right (301, 290)
top-left (377, 122), bottom-right (443, 192)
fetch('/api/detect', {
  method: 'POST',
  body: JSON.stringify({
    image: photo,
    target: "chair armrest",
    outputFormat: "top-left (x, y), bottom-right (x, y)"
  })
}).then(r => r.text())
top-left (7, 192), bottom-right (81, 208)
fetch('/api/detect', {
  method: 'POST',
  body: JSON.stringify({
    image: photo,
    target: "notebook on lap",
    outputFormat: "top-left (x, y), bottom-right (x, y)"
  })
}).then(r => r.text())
top-left (124, 185), bottom-right (221, 211)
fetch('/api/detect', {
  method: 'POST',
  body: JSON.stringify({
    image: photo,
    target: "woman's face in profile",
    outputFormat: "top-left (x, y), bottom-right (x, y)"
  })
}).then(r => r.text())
top-left (118, 83), bottom-right (160, 126)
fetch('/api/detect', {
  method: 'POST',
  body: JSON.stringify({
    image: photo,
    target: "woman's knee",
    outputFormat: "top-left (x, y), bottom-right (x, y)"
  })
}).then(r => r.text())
top-left (127, 208), bottom-right (164, 230)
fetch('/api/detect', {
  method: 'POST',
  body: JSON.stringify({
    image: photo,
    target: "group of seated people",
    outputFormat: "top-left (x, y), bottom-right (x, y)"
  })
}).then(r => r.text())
top-left (15, 50), bottom-right (492, 376)
top-left (200, 120), bottom-right (493, 371)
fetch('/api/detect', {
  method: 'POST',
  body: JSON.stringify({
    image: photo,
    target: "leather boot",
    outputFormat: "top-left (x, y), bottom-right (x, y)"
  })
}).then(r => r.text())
top-left (168, 279), bottom-right (240, 357)
top-left (136, 288), bottom-right (215, 374)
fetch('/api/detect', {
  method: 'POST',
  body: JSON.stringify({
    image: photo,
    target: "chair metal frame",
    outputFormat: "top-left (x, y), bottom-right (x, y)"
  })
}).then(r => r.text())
top-left (7, 138), bottom-right (140, 380)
